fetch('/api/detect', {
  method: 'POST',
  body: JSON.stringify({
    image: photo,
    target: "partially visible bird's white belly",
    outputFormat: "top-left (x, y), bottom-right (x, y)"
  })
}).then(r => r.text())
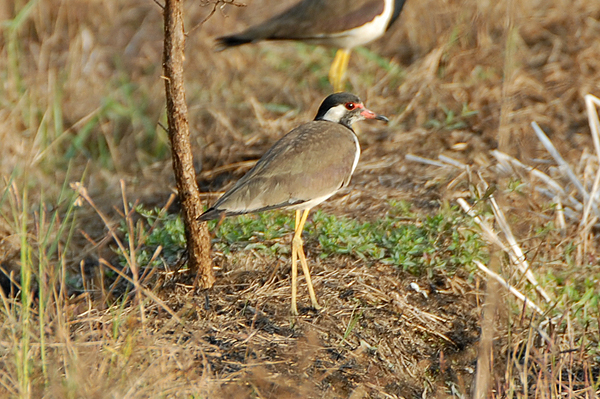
top-left (314, 0), bottom-right (394, 48)
top-left (290, 192), bottom-right (339, 211)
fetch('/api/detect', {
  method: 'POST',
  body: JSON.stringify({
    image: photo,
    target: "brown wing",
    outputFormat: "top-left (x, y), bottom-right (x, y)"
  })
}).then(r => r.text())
top-left (218, 0), bottom-right (385, 44)
top-left (211, 121), bottom-right (358, 215)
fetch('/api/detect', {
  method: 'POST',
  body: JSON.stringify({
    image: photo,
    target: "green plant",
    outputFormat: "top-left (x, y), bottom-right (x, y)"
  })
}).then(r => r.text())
top-left (114, 204), bottom-right (187, 273)
top-left (0, 169), bottom-right (81, 393)
top-left (115, 201), bottom-right (487, 277)
top-left (310, 203), bottom-right (486, 275)
top-left (425, 103), bottom-right (479, 130)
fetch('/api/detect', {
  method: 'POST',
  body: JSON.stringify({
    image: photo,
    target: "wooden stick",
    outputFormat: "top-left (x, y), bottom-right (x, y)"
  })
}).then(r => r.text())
top-left (163, 0), bottom-right (214, 289)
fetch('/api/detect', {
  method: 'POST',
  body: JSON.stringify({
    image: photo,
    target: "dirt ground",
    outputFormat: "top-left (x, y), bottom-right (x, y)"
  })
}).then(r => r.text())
top-left (1, 0), bottom-right (600, 397)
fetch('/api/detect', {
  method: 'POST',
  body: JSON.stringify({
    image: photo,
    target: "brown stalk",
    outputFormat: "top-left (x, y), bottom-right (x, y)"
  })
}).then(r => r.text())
top-left (162, 0), bottom-right (215, 289)
top-left (474, 253), bottom-right (500, 399)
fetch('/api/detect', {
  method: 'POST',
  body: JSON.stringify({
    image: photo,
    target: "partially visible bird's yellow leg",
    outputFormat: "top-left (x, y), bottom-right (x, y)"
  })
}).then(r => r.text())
top-left (291, 208), bottom-right (321, 312)
top-left (329, 49), bottom-right (352, 92)
top-left (291, 210), bottom-right (301, 315)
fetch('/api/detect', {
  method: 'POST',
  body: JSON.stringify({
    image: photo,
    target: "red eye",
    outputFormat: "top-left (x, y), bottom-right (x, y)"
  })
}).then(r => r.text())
top-left (345, 102), bottom-right (356, 110)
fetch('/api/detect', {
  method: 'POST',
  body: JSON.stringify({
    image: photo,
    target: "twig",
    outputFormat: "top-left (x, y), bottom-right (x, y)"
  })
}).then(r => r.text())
top-left (584, 94), bottom-right (600, 158)
top-left (405, 153), bottom-right (470, 170)
top-left (487, 196), bottom-right (551, 302)
top-left (531, 121), bottom-right (599, 217)
top-left (580, 94), bottom-right (600, 230)
top-left (491, 150), bottom-right (567, 198)
top-left (457, 198), bottom-right (512, 252)
top-left (199, 160), bottom-right (257, 179)
top-left (438, 154), bottom-right (468, 169)
top-left (70, 183), bottom-right (183, 324)
top-left (554, 196), bottom-right (566, 234)
top-left (120, 180), bottom-right (146, 327)
top-left (405, 154), bottom-right (450, 168)
top-left (492, 149), bottom-right (586, 218)
top-left (474, 260), bottom-right (544, 316)
top-left (457, 198), bottom-right (551, 303)
top-left (193, 0), bottom-right (246, 32)
top-left (99, 259), bottom-right (183, 324)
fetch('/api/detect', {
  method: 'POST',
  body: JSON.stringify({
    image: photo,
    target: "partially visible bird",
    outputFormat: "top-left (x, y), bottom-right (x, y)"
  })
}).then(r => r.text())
top-left (216, 0), bottom-right (407, 92)
top-left (199, 92), bottom-right (388, 314)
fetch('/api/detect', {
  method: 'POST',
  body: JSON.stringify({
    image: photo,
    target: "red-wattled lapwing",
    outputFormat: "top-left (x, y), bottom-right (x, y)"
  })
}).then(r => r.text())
top-left (216, 0), bottom-right (407, 92)
top-left (199, 92), bottom-right (388, 314)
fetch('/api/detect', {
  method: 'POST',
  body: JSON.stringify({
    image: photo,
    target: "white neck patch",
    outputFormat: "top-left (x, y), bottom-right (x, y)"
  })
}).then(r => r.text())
top-left (321, 104), bottom-right (348, 123)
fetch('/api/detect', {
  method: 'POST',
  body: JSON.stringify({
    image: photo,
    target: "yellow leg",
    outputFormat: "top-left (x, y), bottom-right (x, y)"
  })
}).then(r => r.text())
top-left (328, 49), bottom-right (352, 92)
top-left (291, 209), bottom-right (321, 315)
top-left (291, 210), bottom-right (300, 315)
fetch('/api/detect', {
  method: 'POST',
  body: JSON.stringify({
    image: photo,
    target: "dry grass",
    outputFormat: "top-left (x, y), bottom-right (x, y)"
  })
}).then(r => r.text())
top-left (1, 0), bottom-right (600, 397)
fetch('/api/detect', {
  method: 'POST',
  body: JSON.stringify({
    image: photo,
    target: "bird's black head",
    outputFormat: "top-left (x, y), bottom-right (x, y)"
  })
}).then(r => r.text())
top-left (314, 92), bottom-right (388, 128)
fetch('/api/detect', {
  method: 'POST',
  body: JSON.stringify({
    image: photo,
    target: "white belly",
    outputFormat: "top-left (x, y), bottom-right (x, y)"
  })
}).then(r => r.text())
top-left (291, 192), bottom-right (338, 211)
top-left (310, 0), bottom-right (394, 49)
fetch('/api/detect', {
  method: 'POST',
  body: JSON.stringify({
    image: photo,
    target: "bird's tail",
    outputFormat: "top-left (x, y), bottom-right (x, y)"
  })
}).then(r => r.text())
top-left (215, 35), bottom-right (253, 51)
top-left (198, 207), bottom-right (225, 222)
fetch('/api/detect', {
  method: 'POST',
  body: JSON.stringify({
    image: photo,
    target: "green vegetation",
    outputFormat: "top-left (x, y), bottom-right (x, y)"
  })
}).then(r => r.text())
top-left (116, 205), bottom-right (187, 271)
top-left (311, 205), bottom-right (485, 274)
top-left (425, 103), bottom-right (479, 130)
top-left (354, 46), bottom-right (406, 89)
top-left (0, 171), bottom-right (81, 392)
top-left (120, 201), bottom-right (487, 276)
